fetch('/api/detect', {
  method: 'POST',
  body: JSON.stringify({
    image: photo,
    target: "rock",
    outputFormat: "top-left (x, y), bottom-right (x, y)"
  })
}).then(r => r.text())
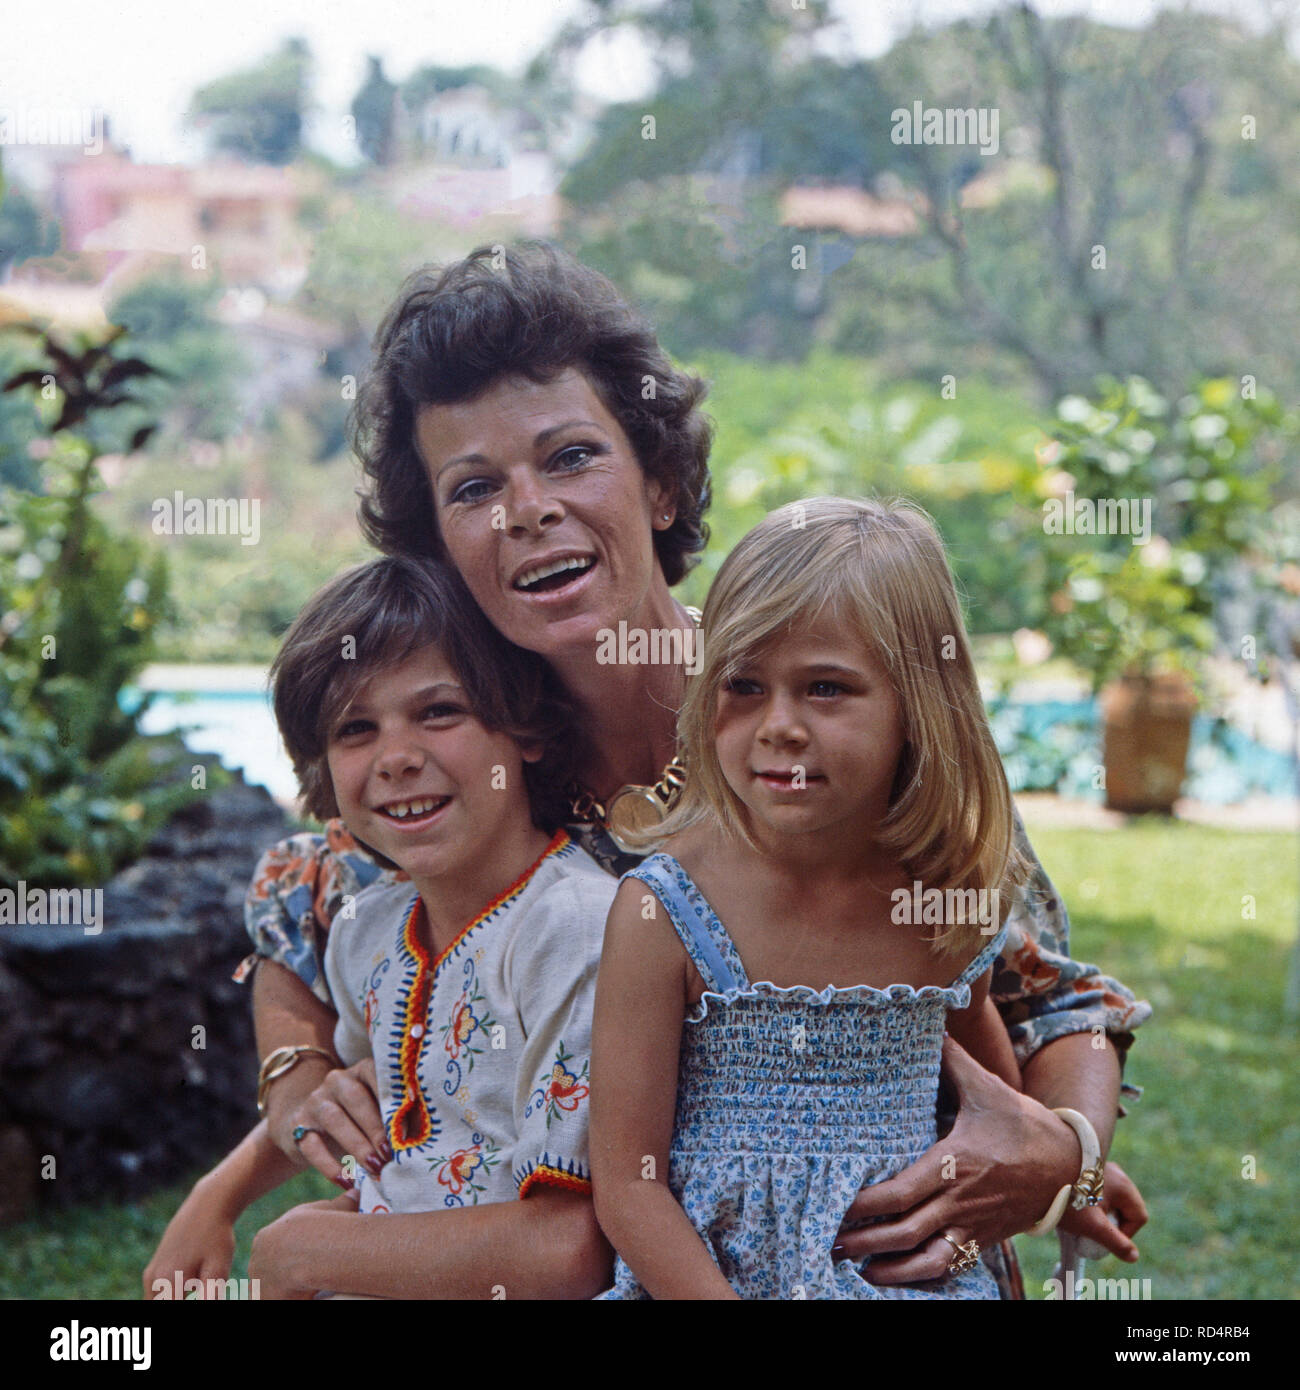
top-left (0, 775), bottom-right (290, 1205)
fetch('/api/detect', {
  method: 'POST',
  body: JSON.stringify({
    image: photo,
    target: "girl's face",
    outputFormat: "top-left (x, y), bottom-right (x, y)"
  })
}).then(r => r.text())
top-left (712, 618), bottom-right (906, 851)
top-left (416, 368), bottom-right (674, 663)
top-left (325, 642), bottom-right (541, 891)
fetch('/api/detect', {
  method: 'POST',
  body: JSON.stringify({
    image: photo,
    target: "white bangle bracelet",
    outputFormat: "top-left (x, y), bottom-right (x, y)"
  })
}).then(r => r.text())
top-left (1026, 1107), bottom-right (1103, 1236)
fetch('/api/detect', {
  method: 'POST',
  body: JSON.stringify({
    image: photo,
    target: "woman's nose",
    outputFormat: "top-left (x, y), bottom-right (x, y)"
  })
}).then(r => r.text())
top-left (504, 469), bottom-right (563, 535)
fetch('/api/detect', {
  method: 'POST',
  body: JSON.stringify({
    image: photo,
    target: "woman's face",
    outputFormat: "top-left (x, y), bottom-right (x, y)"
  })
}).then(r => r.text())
top-left (416, 369), bottom-right (673, 661)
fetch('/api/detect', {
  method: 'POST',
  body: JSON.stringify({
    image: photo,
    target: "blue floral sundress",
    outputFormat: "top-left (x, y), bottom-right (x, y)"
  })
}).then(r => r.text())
top-left (598, 852), bottom-right (1008, 1300)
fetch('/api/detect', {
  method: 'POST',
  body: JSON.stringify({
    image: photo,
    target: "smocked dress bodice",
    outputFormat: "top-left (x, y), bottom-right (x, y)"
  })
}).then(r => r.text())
top-left (597, 853), bottom-right (1007, 1300)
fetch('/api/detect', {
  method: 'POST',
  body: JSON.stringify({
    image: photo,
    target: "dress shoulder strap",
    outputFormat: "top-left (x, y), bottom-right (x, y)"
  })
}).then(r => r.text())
top-left (950, 922), bottom-right (1010, 992)
top-left (622, 853), bottom-right (749, 995)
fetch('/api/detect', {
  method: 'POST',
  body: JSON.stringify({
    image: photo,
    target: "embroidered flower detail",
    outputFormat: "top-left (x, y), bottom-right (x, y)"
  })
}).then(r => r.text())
top-left (428, 1135), bottom-right (501, 1205)
top-left (525, 1042), bottom-right (590, 1129)
top-left (440, 969), bottom-right (496, 1075)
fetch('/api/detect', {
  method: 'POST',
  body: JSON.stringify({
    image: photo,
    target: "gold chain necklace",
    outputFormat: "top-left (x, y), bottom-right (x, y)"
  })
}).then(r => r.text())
top-left (567, 605), bottom-right (701, 854)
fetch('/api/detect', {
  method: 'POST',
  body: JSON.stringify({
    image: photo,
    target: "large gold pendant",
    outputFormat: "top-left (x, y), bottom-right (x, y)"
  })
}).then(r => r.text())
top-left (604, 784), bottom-right (673, 854)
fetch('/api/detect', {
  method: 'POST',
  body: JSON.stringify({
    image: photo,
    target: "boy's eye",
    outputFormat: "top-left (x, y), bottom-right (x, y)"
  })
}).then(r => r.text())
top-left (333, 718), bottom-right (373, 740)
top-left (422, 703), bottom-right (463, 720)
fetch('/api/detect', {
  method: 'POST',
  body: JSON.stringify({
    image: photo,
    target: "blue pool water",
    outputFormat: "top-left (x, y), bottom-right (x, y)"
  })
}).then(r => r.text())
top-left (125, 688), bottom-right (1296, 807)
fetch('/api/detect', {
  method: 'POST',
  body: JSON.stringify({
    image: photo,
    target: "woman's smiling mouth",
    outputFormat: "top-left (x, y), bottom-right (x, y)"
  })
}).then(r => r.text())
top-left (511, 553), bottom-right (596, 595)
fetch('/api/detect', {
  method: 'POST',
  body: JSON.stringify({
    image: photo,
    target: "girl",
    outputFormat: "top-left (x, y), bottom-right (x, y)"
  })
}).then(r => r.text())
top-left (591, 496), bottom-right (1029, 1300)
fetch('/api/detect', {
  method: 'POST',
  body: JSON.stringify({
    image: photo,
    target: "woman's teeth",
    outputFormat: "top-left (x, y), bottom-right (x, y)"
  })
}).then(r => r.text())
top-left (514, 556), bottom-right (594, 591)
top-left (380, 797), bottom-right (445, 820)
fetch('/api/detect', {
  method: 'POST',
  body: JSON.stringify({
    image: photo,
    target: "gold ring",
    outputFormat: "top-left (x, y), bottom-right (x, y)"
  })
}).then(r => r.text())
top-left (939, 1231), bottom-right (981, 1275)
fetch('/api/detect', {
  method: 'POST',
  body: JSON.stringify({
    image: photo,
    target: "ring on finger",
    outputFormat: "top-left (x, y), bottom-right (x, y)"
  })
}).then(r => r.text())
top-left (939, 1230), bottom-right (981, 1275)
top-left (291, 1124), bottom-right (321, 1145)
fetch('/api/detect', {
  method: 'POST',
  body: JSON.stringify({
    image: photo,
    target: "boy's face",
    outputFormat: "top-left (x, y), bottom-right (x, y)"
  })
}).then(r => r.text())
top-left (325, 642), bottom-right (541, 890)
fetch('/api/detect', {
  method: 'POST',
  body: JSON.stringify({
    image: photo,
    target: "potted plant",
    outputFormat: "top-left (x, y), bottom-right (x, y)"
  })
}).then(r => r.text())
top-left (1037, 376), bottom-right (1289, 813)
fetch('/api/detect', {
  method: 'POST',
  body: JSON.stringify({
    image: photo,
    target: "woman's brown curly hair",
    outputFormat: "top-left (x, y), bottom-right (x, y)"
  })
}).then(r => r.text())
top-left (352, 241), bottom-right (712, 586)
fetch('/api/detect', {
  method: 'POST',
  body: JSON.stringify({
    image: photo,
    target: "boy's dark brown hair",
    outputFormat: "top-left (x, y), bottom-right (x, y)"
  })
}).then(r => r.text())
top-left (271, 554), bottom-right (574, 837)
top-left (352, 240), bottom-right (713, 586)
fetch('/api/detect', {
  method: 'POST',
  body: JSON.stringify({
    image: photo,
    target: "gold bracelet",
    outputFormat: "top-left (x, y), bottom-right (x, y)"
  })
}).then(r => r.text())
top-left (256, 1044), bottom-right (336, 1116)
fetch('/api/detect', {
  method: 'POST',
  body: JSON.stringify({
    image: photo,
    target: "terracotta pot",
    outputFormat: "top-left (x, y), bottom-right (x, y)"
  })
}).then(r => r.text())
top-left (1101, 672), bottom-right (1197, 813)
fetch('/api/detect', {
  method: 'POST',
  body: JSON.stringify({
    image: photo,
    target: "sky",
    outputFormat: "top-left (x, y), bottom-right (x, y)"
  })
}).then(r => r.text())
top-left (0, 0), bottom-right (1285, 165)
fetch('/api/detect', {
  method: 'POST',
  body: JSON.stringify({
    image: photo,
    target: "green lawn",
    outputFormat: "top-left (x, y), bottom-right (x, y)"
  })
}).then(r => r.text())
top-left (1011, 820), bottom-right (1300, 1300)
top-left (1, 822), bottom-right (1296, 1300)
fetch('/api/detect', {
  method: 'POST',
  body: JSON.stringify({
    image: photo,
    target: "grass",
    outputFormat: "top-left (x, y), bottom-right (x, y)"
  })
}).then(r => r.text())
top-left (1, 821), bottom-right (1296, 1300)
top-left (1011, 819), bottom-right (1300, 1300)
top-left (0, 1166), bottom-right (333, 1300)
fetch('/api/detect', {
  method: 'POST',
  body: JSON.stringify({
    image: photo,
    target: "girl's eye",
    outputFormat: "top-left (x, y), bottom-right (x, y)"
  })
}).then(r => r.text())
top-left (809, 681), bottom-right (847, 697)
top-left (723, 677), bottom-right (760, 696)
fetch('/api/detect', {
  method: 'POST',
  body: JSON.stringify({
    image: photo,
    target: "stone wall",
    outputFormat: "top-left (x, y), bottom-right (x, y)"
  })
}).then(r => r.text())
top-left (0, 778), bottom-right (291, 1219)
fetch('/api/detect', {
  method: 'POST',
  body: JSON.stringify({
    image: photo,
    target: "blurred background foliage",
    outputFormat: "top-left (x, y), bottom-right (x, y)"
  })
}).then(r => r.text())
top-left (0, 327), bottom-right (220, 889)
top-left (1, 0), bottom-right (1296, 745)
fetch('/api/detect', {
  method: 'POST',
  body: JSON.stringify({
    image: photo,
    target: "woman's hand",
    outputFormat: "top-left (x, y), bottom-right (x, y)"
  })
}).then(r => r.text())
top-left (834, 1037), bottom-right (1081, 1283)
top-left (249, 1192), bottom-right (360, 1300)
top-left (1057, 1159), bottom-right (1146, 1261)
top-left (142, 1174), bottom-right (236, 1298)
top-left (277, 1058), bottom-right (390, 1186)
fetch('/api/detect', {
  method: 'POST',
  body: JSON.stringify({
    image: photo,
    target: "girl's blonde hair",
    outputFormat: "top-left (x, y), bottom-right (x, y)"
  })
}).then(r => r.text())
top-left (660, 495), bottom-right (1027, 953)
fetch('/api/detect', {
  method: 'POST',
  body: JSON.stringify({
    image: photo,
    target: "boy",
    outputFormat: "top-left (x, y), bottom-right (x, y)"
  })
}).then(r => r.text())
top-left (155, 554), bottom-right (615, 1298)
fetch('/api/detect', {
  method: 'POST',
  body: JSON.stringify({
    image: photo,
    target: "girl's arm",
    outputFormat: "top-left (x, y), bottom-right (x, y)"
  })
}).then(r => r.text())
top-left (248, 1186), bottom-right (609, 1299)
top-left (946, 968), bottom-right (1021, 1090)
top-left (589, 879), bottom-right (738, 1300)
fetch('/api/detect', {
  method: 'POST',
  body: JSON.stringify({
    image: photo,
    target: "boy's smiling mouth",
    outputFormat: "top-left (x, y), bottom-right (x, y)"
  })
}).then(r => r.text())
top-left (373, 795), bottom-right (452, 825)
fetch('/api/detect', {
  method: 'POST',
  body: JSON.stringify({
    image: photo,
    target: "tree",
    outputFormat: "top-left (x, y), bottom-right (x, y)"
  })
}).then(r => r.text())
top-left (107, 274), bottom-right (249, 443)
top-left (0, 184), bottom-right (60, 279)
top-left (833, 3), bottom-right (1300, 400)
top-left (351, 56), bottom-right (398, 165)
top-left (189, 38), bottom-right (312, 165)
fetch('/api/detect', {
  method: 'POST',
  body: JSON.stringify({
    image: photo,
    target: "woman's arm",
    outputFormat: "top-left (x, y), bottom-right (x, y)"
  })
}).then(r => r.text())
top-left (589, 879), bottom-right (738, 1299)
top-left (249, 1187), bottom-right (610, 1299)
top-left (946, 971), bottom-right (1021, 1090)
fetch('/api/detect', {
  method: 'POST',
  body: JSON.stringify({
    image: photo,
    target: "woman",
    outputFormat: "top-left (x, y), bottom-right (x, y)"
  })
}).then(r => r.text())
top-left (146, 243), bottom-right (1150, 1299)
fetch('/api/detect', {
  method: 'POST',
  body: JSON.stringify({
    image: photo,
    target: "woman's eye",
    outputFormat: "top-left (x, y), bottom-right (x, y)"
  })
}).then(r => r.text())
top-left (448, 477), bottom-right (494, 505)
top-left (552, 444), bottom-right (598, 470)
